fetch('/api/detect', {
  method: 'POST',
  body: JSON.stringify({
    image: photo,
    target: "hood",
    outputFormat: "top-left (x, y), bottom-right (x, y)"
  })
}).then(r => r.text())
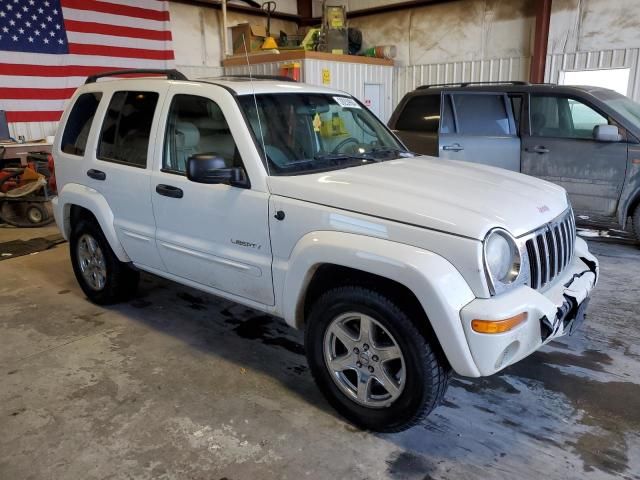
top-left (267, 156), bottom-right (568, 240)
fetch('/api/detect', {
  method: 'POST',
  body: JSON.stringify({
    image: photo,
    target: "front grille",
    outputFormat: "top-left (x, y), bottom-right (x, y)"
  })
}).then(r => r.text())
top-left (525, 209), bottom-right (576, 290)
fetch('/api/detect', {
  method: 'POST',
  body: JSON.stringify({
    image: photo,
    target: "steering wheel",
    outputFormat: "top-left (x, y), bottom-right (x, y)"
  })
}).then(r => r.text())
top-left (332, 137), bottom-right (360, 154)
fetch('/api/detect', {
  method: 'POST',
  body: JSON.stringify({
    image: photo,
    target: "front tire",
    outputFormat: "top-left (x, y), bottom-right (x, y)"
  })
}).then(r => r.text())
top-left (70, 218), bottom-right (139, 305)
top-left (305, 286), bottom-right (450, 432)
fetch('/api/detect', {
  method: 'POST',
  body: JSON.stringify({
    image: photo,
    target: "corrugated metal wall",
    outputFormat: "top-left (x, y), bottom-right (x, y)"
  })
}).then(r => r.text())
top-left (225, 60), bottom-right (394, 122)
top-left (545, 48), bottom-right (640, 101)
top-left (394, 56), bottom-right (531, 106)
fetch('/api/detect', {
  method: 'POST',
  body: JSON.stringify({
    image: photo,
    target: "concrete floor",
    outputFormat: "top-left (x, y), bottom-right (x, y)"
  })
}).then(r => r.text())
top-left (1, 228), bottom-right (639, 480)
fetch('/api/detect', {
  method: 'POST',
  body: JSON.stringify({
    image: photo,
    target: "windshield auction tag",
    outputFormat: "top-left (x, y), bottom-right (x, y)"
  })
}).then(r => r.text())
top-left (333, 96), bottom-right (360, 109)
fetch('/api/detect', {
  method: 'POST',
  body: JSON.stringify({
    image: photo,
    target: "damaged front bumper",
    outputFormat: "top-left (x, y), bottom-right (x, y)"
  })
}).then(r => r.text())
top-left (459, 236), bottom-right (598, 377)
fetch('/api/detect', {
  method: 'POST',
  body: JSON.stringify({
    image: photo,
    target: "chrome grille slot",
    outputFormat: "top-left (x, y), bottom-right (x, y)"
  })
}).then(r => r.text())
top-left (523, 209), bottom-right (576, 290)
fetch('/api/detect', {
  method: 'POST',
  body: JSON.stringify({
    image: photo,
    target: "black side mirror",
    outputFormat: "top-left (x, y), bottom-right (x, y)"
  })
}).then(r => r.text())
top-left (186, 153), bottom-right (250, 188)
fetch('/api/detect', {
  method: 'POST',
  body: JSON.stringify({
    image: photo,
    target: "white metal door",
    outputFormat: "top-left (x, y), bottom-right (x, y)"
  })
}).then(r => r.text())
top-left (150, 84), bottom-right (274, 305)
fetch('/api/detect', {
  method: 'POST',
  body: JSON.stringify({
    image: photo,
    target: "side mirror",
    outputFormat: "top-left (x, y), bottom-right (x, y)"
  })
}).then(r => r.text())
top-left (186, 153), bottom-right (249, 188)
top-left (593, 124), bottom-right (622, 142)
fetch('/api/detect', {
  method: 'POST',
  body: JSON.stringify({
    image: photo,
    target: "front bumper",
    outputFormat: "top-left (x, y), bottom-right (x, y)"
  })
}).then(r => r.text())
top-left (459, 237), bottom-right (598, 376)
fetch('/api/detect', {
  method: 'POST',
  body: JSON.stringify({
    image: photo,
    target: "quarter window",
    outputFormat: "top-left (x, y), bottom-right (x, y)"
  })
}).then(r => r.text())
top-left (452, 94), bottom-right (511, 135)
top-left (97, 91), bottom-right (159, 167)
top-left (163, 94), bottom-right (240, 174)
top-left (530, 95), bottom-right (609, 139)
top-left (61, 92), bottom-right (102, 156)
top-left (395, 95), bottom-right (441, 133)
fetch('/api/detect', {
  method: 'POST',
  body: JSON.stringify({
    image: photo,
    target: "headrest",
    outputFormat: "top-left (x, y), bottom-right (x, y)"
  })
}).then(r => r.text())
top-left (175, 121), bottom-right (200, 148)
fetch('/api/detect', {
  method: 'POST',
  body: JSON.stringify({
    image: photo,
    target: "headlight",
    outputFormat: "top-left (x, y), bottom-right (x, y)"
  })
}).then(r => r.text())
top-left (483, 229), bottom-right (521, 294)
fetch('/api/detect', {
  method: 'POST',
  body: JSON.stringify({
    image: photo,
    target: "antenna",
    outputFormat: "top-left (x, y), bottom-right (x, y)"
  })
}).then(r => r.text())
top-left (242, 34), bottom-right (272, 180)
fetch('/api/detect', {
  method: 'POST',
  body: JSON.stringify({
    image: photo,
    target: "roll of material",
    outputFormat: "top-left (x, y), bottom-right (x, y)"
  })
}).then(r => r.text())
top-left (363, 45), bottom-right (397, 59)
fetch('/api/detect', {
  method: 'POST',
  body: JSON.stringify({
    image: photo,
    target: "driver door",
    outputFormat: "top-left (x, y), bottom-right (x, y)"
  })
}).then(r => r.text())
top-left (150, 84), bottom-right (274, 305)
top-left (521, 94), bottom-right (628, 217)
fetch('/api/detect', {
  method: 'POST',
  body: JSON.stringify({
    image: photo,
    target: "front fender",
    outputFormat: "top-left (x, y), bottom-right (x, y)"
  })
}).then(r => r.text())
top-left (278, 231), bottom-right (480, 377)
top-left (54, 183), bottom-right (130, 262)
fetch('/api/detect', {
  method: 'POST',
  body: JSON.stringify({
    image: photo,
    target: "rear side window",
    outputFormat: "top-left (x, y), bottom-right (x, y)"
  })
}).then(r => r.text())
top-left (61, 92), bottom-right (102, 156)
top-left (98, 91), bottom-right (159, 167)
top-left (395, 94), bottom-right (441, 133)
top-left (452, 94), bottom-right (511, 135)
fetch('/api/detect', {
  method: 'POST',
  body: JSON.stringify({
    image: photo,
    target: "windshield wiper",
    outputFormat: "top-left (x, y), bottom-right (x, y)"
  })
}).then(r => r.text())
top-left (368, 146), bottom-right (416, 158)
top-left (313, 152), bottom-right (380, 163)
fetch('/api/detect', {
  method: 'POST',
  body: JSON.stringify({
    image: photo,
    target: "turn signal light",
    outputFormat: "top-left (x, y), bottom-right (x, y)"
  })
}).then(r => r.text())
top-left (471, 313), bottom-right (528, 334)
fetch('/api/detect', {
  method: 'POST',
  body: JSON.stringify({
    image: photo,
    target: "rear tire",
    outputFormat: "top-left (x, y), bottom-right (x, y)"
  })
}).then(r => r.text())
top-left (305, 286), bottom-right (450, 432)
top-left (633, 205), bottom-right (640, 243)
top-left (70, 217), bottom-right (139, 305)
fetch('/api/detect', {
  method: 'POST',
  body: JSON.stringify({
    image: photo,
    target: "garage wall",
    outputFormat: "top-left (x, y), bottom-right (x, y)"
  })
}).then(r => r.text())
top-left (347, 0), bottom-right (536, 67)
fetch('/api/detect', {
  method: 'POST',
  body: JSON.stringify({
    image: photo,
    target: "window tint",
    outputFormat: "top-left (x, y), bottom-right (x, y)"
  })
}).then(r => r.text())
top-left (441, 95), bottom-right (455, 133)
top-left (396, 94), bottom-right (441, 133)
top-left (164, 95), bottom-right (240, 173)
top-left (61, 92), bottom-right (102, 156)
top-left (452, 94), bottom-right (511, 135)
top-left (98, 91), bottom-right (158, 167)
top-left (530, 95), bottom-right (608, 139)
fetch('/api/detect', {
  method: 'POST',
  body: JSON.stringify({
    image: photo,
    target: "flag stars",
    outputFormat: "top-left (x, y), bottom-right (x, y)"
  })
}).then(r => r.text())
top-left (28, 0), bottom-right (35, 4)
top-left (11, 34), bottom-right (17, 41)
top-left (44, 0), bottom-right (50, 5)
top-left (40, 22), bottom-right (45, 28)
top-left (18, 27), bottom-right (23, 33)
top-left (37, 8), bottom-right (43, 14)
top-left (8, 18), bottom-right (14, 25)
top-left (31, 14), bottom-right (36, 20)
top-left (15, 11), bottom-right (21, 18)
top-left (55, 24), bottom-right (60, 30)
top-left (6, 5), bottom-right (12, 11)
top-left (1, 26), bottom-right (8, 33)
top-left (22, 6), bottom-right (27, 12)
top-left (57, 38), bottom-right (62, 44)
top-left (28, 36), bottom-right (33, 42)
top-left (34, 29), bottom-right (39, 35)
top-left (25, 21), bottom-right (30, 27)
top-left (0, 11), bottom-right (5, 18)
top-left (43, 37), bottom-right (49, 44)
top-left (49, 30), bottom-right (55, 36)
top-left (46, 15), bottom-right (52, 22)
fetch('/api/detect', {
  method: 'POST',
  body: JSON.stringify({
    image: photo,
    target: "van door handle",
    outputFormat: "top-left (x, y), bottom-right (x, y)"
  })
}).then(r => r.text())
top-left (86, 169), bottom-right (106, 181)
top-left (442, 143), bottom-right (464, 152)
top-left (155, 184), bottom-right (183, 199)
top-left (526, 146), bottom-right (549, 154)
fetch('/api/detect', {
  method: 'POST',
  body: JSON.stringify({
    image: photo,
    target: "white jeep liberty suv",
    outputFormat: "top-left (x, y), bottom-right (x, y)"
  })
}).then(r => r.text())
top-left (52, 69), bottom-right (599, 432)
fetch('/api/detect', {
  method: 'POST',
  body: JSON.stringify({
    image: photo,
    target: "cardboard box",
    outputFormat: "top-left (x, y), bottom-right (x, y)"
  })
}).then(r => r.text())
top-left (231, 24), bottom-right (267, 54)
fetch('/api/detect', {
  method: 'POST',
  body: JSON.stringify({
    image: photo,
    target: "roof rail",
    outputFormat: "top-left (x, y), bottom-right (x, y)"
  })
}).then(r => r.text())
top-left (417, 80), bottom-right (529, 90)
top-left (85, 69), bottom-right (187, 84)
top-left (217, 74), bottom-right (297, 82)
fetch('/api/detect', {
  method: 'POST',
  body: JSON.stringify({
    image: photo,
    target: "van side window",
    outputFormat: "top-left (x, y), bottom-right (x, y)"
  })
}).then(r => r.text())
top-left (452, 94), bottom-right (511, 135)
top-left (163, 94), bottom-right (240, 174)
top-left (61, 93), bottom-right (102, 156)
top-left (395, 95), bottom-right (441, 133)
top-left (530, 95), bottom-right (608, 139)
top-left (98, 91), bottom-right (159, 168)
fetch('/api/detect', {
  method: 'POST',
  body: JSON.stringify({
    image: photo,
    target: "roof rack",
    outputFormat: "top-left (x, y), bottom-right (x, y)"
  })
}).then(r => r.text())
top-left (417, 80), bottom-right (529, 90)
top-left (85, 69), bottom-right (187, 84)
top-left (216, 74), bottom-right (297, 82)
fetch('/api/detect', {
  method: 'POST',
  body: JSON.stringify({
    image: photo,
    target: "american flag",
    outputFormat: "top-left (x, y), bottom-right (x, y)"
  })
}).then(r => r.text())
top-left (0, 0), bottom-right (174, 124)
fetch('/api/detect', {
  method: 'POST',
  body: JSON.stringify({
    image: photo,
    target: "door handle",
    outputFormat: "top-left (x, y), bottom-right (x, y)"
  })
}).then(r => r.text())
top-left (155, 184), bottom-right (183, 199)
top-left (86, 169), bottom-right (106, 181)
top-left (442, 143), bottom-right (464, 152)
top-left (526, 146), bottom-right (549, 154)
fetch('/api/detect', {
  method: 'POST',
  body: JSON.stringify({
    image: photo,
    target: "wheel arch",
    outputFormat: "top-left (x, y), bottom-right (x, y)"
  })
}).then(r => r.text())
top-left (280, 231), bottom-right (480, 377)
top-left (55, 183), bottom-right (130, 262)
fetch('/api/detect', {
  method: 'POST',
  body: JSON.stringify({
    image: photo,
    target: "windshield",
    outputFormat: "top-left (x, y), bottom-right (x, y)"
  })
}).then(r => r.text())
top-left (592, 89), bottom-right (640, 126)
top-left (238, 93), bottom-right (410, 175)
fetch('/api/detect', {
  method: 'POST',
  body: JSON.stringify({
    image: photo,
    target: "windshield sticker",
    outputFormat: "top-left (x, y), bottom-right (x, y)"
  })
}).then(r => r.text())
top-left (313, 113), bottom-right (322, 132)
top-left (333, 96), bottom-right (361, 109)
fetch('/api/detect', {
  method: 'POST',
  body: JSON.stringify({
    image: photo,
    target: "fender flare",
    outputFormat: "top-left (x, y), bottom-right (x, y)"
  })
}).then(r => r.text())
top-left (54, 183), bottom-right (130, 262)
top-left (618, 188), bottom-right (640, 228)
top-left (280, 231), bottom-right (481, 377)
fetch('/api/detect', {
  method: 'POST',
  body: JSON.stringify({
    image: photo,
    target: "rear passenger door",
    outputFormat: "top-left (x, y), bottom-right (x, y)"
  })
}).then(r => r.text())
top-left (439, 92), bottom-right (521, 171)
top-left (150, 84), bottom-right (274, 306)
top-left (90, 87), bottom-right (167, 271)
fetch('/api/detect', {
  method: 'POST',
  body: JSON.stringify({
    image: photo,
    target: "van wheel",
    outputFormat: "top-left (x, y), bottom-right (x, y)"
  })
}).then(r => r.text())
top-left (305, 286), bottom-right (450, 432)
top-left (633, 206), bottom-right (640, 243)
top-left (70, 218), bottom-right (139, 305)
